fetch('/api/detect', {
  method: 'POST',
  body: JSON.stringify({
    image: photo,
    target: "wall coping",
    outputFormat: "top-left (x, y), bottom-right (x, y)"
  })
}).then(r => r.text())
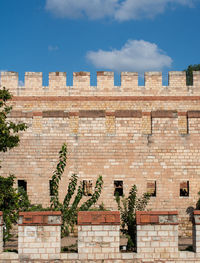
top-left (19, 211), bottom-right (61, 216)
top-left (194, 210), bottom-right (200, 215)
top-left (193, 210), bottom-right (200, 225)
top-left (18, 211), bottom-right (61, 226)
top-left (78, 211), bottom-right (120, 225)
top-left (136, 211), bottom-right (178, 225)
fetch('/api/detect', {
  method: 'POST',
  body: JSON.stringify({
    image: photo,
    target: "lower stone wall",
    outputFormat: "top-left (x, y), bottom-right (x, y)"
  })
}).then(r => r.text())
top-left (0, 212), bottom-right (3, 254)
top-left (2, 210), bottom-right (200, 262)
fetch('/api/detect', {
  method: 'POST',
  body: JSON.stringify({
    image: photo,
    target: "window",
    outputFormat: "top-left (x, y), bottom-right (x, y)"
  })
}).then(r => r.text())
top-left (49, 180), bottom-right (54, 196)
top-left (114, 180), bottom-right (123, 196)
top-left (18, 180), bottom-right (27, 193)
top-left (83, 180), bottom-right (93, 196)
top-left (147, 181), bottom-right (156, 197)
top-left (180, 181), bottom-right (189, 197)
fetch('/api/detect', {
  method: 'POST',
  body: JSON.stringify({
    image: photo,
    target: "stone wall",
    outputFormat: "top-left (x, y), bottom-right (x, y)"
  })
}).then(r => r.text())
top-left (136, 211), bottom-right (178, 258)
top-left (18, 211), bottom-right (61, 261)
top-left (78, 211), bottom-right (120, 260)
top-left (1, 211), bottom-right (200, 262)
top-left (1, 71), bottom-right (200, 236)
top-left (0, 212), bottom-right (3, 254)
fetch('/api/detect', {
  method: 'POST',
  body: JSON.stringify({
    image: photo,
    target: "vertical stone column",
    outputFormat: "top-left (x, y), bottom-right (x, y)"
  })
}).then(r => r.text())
top-left (18, 211), bottom-right (61, 261)
top-left (178, 112), bottom-right (188, 135)
top-left (136, 211), bottom-right (178, 259)
top-left (193, 211), bottom-right (200, 253)
top-left (69, 112), bottom-right (79, 135)
top-left (0, 212), bottom-right (3, 254)
top-left (78, 211), bottom-right (120, 261)
top-left (0, 71), bottom-right (18, 96)
top-left (142, 112), bottom-right (152, 135)
top-left (121, 72), bottom-right (138, 92)
top-left (144, 72), bottom-right (162, 94)
top-left (105, 112), bottom-right (116, 135)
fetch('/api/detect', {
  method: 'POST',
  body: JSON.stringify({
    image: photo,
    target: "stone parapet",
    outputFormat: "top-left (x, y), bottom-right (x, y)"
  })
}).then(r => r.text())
top-left (136, 211), bottom-right (178, 225)
top-left (18, 211), bottom-right (61, 261)
top-left (136, 211), bottom-right (179, 258)
top-left (78, 211), bottom-right (120, 260)
top-left (1, 71), bottom-right (200, 96)
top-left (78, 211), bottom-right (120, 225)
top-left (193, 210), bottom-right (200, 252)
top-left (18, 211), bottom-right (61, 225)
top-left (0, 212), bottom-right (3, 254)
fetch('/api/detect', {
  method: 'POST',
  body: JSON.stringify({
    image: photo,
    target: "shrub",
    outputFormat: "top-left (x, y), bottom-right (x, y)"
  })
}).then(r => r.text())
top-left (50, 143), bottom-right (103, 237)
top-left (115, 184), bottom-right (150, 251)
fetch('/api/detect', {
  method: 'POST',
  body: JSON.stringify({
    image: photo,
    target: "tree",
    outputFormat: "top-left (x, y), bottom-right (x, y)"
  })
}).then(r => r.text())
top-left (0, 87), bottom-right (27, 241)
top-left (0, 87), bottom-right (27, 155)
top-left (50, 143), bottom-right (103, 237)
top-left (185, 64), bottom-right (200, 85)
top-left (0, 175), bottom-right (30, 242)
top-left (115, 185), bottom-right (150, 251)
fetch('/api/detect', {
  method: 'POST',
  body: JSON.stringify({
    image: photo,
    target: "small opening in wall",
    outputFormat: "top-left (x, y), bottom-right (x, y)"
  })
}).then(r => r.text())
top-left (180, 181), bottom-right (189, 197)
top-left (114, 180), bottom-right (123, 196)
top-left (49, 180), bottom-right (54, 196)
top-left (147, 181), bottom-right (156, 197)
top-left (83, 180), bottom-right (93, 196)
top-left (18, 180), bottom-right (27, 193)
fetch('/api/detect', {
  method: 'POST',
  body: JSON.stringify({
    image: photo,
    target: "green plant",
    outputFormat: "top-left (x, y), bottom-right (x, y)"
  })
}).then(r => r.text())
top-left (50, 143), bottom-right (103, 237)
top-left (0, 175), bottom-right (33, 242)
top-left (115, 185), bottom-right (150, 251)
top-left (196, 191), bottom-right (200, 210)
top-left (185, 64), bottom-right (200, 85)
top-left (0, 87), bottom-right (27, 156)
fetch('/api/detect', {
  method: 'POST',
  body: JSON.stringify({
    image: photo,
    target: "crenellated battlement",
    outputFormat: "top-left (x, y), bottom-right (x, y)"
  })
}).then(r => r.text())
top-left (1, 71), bottom-right (200, 96)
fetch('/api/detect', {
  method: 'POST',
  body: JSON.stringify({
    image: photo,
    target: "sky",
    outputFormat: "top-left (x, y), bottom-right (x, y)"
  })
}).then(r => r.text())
top-left (0, 0), bottom-right (200, 85)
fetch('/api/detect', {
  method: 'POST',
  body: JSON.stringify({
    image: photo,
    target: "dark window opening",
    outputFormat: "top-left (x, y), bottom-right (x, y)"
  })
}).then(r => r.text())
top-left (49, 180), bottom-right (54, 196)
top-left (83, 180), bottom-right (93, 196)
top-left (147, 181), bottom-right (156, 197)
top-left (180, 181), bottom-right (189, 197)
top-left (18, 180), bottom-right (27, 193)
top-left (114, 180), bottom-right (123, 196)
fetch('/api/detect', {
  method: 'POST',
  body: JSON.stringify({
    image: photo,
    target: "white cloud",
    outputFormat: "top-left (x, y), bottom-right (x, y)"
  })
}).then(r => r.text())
top-left (45, 0), bottom-right (196, 20)
top-left (48, 45), bottom-right (59, 51)
top-left (86, 40), bottom-right (172, 73)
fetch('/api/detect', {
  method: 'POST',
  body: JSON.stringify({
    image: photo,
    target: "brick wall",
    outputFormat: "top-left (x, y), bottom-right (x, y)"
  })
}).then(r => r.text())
top-left (78, 211), bottom-right (120, 260)
top-left (136, 211), bottom-right (178, 259)
top-left (2, 210), bottom-right (200, 262)
top-left (1, 71), bottom-right (200, 237)
top-left (193, 210), bottom-right (200, 253)
top-left (18, 211), bottom-right (61, 261)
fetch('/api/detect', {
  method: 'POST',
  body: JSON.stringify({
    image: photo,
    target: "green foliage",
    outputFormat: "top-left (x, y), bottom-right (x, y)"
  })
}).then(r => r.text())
top-left (0, 87), bottom-right (27, 155)
top-left (185, 64), bottom-right (200, 85)
top-left (50, 143), bottom-right (67, 210)
top-left (0, 175), bottom-right (31, 242)
top-left (196, 191), bottom-right (200, 210)
top-left (115, 185), bottom-right (150, 251)
top-left (50, 143), bottom-right (103, 237)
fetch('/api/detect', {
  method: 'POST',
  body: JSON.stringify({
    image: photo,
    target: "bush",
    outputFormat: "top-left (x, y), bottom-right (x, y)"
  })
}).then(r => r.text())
top-left (50, 143), bottom-right (103, 237)
top-left (0, 175), bottom-right (32, 242)
top-left (115, 185), bottom-right (150, 251)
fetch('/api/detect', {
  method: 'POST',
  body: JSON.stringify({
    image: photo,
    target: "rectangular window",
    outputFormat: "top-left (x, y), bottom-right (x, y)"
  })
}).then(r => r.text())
top-left (114, 180), bottom-right (123, 196)
top-left (18, 180), bottom-right (27, 193)
top-left (147, 181), bottom-right (156, 197)
top-left (49, 180), bottom-right (54, 196)
top-left (180, 181), bottom-right (189, 197)
top-left (83, 180), bottom-right (93, 196)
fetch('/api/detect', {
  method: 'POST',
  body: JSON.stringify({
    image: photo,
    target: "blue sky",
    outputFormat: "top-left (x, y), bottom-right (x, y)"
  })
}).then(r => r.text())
top-left (0, 0), bottom-right (200, 85)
